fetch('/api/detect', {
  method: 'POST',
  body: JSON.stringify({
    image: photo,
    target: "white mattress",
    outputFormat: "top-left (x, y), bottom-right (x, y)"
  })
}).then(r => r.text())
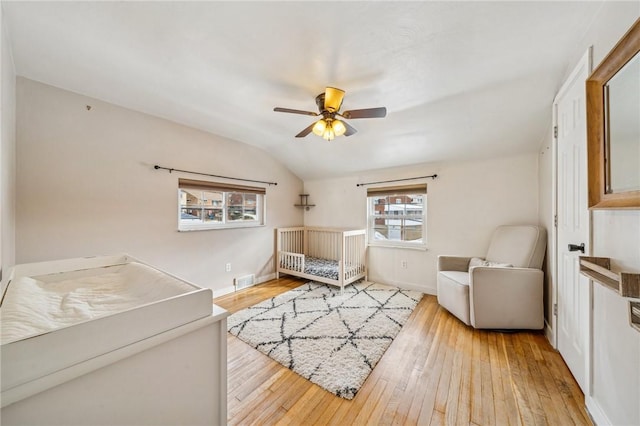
top-left (1, 262), bottom-right (196, 344)
top-left (0, 255), bottom-right (215, 392)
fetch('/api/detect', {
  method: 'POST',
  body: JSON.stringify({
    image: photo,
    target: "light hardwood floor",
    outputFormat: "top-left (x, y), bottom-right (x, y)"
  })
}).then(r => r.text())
top-left (214, 277), bottom-right (592, 426)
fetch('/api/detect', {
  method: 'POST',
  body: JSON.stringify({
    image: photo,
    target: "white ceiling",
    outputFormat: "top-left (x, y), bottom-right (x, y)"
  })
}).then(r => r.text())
top-left (3, 1), bottom-right (605, 180)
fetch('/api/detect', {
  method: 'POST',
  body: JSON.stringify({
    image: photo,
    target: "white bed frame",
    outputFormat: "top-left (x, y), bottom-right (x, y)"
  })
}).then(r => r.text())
top-left (276, 227), bottom-right (367, 292)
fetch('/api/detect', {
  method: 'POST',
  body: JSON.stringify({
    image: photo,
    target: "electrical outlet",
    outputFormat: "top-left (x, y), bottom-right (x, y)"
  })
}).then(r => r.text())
top-left (225, 263), bottom-right (231, 272)
top-left (401, 260), bottom-right (408, 269)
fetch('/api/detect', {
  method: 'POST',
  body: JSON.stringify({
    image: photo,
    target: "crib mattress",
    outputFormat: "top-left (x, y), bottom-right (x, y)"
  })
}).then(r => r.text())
top-left (281, 256), bottom-right (362, 281)
top-left (303, 257), bottom-right (341, 280)
top-left (0, 254), bottom-right (214, 392)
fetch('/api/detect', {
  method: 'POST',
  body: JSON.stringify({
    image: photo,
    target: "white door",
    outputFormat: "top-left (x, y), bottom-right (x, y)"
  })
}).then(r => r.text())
top-left (554, 50), bottom-right (591, 393)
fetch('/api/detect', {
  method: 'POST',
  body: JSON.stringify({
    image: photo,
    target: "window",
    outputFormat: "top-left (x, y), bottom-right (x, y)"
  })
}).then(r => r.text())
top-left (178, 179), bottom-right (265, 231)
top-left (367, 184), bottom-right (427, 248)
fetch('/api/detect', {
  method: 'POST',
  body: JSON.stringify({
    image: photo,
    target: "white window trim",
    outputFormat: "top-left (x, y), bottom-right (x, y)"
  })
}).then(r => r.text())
top-left (178, 189), bottom-right (266, 232)
top-left (367, 241), bottom-right (429, 251)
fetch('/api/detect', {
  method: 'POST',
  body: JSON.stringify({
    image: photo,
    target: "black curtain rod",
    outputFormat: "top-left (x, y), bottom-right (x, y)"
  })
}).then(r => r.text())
top-left (356, 174), bottom-right (438, 187)
top-left (154, 165), bottom-right (278, 186)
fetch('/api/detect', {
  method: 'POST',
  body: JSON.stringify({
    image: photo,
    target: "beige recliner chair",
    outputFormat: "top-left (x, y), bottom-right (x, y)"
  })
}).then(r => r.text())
top-left (437, 225), bottom-right (547, 330)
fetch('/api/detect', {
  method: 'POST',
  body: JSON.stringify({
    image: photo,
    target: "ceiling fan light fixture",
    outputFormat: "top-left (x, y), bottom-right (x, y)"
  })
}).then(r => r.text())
top-left (323, 124), bottom-right (335, 141)
top-left (332, 119), bottom-right (346, 137)
top-left (273, 86), bottom-right (386, 140)
top-left (312, 119), bottom-right (327, 136)
top-left (324, 87), bottom-right (345, 112)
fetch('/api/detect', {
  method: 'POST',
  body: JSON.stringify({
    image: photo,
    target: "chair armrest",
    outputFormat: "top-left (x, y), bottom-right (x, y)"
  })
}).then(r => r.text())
top-left (469, 267), bottom-right (544, 329)
top-left (438, 256), bottom-right (472, 272)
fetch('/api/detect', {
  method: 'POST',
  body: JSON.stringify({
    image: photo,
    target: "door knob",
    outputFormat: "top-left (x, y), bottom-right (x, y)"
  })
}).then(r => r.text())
top-left (568, 243), bottom-right (585, 253)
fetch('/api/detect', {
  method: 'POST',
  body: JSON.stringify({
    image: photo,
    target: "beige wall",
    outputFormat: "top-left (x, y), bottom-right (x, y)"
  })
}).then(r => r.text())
top-left (304, 152), bottom-right (540, 294)
top-left (538, 4), bottom-right (640, 425)
top-left (1, 5), bottom-right (17, 280)
top-left (15, 78), bottom-right (303, 295)
top-left (537, 126), bottom-right (554, 326)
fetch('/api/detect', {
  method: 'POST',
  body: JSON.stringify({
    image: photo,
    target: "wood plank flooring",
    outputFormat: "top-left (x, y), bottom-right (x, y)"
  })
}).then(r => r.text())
top-left (214, 277), bottom-right (592, 426)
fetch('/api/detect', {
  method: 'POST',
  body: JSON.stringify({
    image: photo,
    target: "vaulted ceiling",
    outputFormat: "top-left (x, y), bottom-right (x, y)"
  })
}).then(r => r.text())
top-left (3, 1), bottom-right (605, 180)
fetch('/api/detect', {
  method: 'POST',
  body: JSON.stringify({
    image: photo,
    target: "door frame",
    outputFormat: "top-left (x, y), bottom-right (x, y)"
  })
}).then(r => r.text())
top-left (551, 47), bottom-right (593, 393)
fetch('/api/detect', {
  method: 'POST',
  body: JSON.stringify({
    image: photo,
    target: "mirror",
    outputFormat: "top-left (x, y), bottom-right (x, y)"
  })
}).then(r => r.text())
top-left (605, 52), bottom-right (640, 194)
top-left (587, 18), bottom-right (640, 208)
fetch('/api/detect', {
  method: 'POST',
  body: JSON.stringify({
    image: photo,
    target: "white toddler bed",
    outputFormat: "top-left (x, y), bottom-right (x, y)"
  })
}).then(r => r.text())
top-left (276, 227), bottom-right (367, 292)
top-left (0, 254), bottom-right (228, 426)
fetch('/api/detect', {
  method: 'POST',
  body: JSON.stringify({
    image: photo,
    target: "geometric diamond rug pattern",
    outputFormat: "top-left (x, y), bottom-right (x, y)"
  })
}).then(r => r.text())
top-left (227, 281), bottom-right (423, 399)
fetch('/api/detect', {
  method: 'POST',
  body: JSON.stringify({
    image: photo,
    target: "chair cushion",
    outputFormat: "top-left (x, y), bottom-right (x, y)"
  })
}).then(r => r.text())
top-left (440, 271), bottom-right (470, 285)
top-left (484, 261), bottom-right (513, 268)
top-left (468, 257), bottom-right (513, 271)
top-left (485, 225), bottom-right (546, 268)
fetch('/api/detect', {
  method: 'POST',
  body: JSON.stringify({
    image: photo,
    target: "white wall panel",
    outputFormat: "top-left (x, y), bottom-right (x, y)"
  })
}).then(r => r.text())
top-left (590, 210), bottom-right (640, 426)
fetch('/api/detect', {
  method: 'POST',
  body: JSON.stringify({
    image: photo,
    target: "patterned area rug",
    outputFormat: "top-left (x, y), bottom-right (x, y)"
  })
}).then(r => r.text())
top-left (227, 281), bottom-right (423, 399)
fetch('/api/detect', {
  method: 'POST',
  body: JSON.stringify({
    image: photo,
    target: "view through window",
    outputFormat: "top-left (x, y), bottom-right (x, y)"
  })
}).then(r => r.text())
top-left (367, 184), bottom-right (426, 247)
top-left (178, 179), bottom-right (265, 230)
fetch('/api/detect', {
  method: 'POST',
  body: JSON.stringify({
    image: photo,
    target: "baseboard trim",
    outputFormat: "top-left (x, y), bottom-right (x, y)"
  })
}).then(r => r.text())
top-left (257, 273), bottom-right (276, 285)
top-left (544, 320), bottom-right (555, 348)
top-left (212, 285), bottom-right (235, 299)
top-left (585, 396), bottom-right (610, 426)
top-left (211, 273), bottom-right (277, 299)
top-left (215, 273), bottom-right (435, 297)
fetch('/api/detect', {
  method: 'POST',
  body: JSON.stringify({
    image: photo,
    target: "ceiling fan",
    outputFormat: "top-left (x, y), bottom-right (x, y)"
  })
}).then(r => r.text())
top-left (273, 87), bottom-right (387, 141)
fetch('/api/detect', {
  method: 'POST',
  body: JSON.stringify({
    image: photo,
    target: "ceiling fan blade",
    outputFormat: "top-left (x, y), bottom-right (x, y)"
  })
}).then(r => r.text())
top-left (324, 87), bottom-right (345, 112)
top-left (295, 122), bottom-right (316, 138)
top-left (342, 107), bottom-right (387, 119)
top-left (343, 121), bottom-right (358, 137)
top-left (274, 107), bottom-right (319, 117)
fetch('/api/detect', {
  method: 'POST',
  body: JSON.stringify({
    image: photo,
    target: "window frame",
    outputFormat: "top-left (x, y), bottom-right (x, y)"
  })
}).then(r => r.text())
top-left (366, 184), bottom-right (427, 249)
top-left (177, 179), bottom-right (266, 231)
